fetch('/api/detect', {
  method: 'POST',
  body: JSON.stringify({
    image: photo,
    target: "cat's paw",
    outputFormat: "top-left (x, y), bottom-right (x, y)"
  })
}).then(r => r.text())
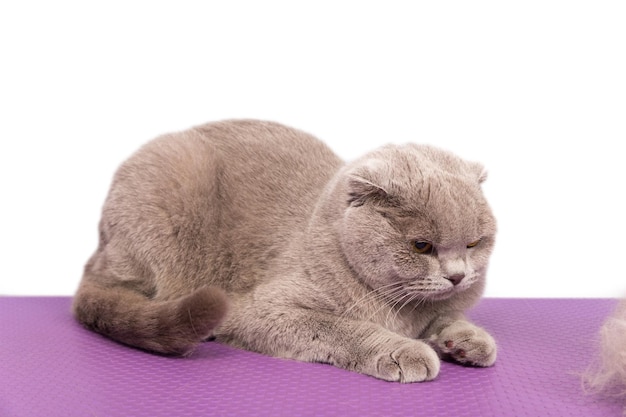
top-left (434, 321), bottom-right (497, 367)
top-left (374, 340), bottom-right (440, 383)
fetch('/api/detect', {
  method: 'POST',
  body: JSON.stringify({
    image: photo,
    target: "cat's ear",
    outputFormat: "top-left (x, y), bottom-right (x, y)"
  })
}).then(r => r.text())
top-left (347, 174), bottom-right (389, 207)
top-left (470, 162), bottom-right (488, 184)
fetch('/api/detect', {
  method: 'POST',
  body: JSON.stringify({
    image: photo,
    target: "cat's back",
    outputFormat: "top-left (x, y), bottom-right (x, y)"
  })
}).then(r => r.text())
top-left (193, 120), bottom-right (343, 217)
top-left (196, 119), bottom-right (341, 194)
top-left (102, 120), bottom-right (342, 291)
top-left (113, 119), bottom-right (341, 212)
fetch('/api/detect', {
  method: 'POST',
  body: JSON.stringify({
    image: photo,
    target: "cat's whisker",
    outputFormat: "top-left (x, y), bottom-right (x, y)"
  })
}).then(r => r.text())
top-left (350, 282), bottom-right (431, 331)
top-left (335, 283), bottom-right (406, 329)
top-left (338, 282), bottom-right (404, 320)
top-left (353, 291), bottom-right (410, 336)
top-left (383, 291), bottom-right (414, 328)
top-left (357, 287), bottom-right (408, 321)
top-left (394, 293), bottom-right (423, 321)
top-left (342, 284), bottom-right (412, 333)
top-left (407, 293), bottom-right (428, 316)
top-left (389, 290), bottom-right (427, 326)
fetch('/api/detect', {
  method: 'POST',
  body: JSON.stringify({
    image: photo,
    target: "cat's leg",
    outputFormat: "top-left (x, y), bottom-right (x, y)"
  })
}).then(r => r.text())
top-left (73, 132), bottom-right (231, 355)
top-left (423, 315), bottom-right (497, 367)
top-left (217, 303), bottom-right (440, 382)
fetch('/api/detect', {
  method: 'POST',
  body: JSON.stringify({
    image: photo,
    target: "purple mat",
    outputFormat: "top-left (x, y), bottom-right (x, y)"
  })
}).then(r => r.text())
top-left (1, 297), bottom-right (623, 417)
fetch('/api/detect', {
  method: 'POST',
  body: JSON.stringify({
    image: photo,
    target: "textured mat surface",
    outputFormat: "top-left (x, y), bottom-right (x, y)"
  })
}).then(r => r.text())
top-left (1, 297), bottom-right (623, 417)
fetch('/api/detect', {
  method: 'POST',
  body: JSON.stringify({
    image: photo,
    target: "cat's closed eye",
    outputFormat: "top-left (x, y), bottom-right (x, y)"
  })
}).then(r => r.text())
top-left (412, 239), bottom-right (481, 254)
top-left (412, 241), bottom-right (433, 254)
top-left (467, 239), bottom-right (481, 249)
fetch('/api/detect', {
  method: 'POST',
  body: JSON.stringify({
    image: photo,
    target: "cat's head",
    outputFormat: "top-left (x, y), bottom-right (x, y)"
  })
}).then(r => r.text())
top-left (339, 144), bottom-right (496, 304)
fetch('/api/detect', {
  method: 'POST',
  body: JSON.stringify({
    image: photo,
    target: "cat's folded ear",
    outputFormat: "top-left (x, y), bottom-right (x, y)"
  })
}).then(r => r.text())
top-left (470, 162), bottom-right (488, 184)
top-left (347, 175), bottom-right (388, 207)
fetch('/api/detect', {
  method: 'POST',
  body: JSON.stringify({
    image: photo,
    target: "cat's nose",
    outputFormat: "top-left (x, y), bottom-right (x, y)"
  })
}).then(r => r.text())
top-left (446, 273), bottom-right (465, 286)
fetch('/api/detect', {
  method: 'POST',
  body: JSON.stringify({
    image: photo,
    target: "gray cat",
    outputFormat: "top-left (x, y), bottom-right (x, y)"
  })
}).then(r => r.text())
top-left (73, 119), bottom-right (497, 382)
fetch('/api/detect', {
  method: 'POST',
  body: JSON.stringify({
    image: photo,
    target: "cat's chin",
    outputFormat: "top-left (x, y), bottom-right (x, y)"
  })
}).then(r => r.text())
top-left (418, 282), bottom-right (475, 302)
top-left (421, 289), bottom-right (456, 301)
top-left (396, 278), bottom-right (458, 302)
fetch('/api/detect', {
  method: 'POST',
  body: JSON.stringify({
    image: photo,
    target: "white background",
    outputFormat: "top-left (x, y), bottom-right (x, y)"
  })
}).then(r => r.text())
top-left (1, 1), bottom-right (624, 297)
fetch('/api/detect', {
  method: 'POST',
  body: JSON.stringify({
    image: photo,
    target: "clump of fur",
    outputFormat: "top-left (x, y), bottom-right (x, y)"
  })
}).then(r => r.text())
top-left (583, 299), bottom-right (626, 398)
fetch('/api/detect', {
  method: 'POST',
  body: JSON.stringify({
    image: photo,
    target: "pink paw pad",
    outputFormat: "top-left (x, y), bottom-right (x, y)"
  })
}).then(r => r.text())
top-left (444, 341), bottom-right (466, 358)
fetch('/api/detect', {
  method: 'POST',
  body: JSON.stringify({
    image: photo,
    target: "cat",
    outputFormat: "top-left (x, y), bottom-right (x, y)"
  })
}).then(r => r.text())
top-left (73, 119), bottom-right (497, 382)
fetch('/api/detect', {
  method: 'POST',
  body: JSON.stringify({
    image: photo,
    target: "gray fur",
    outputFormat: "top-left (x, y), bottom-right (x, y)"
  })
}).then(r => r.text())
top-left (73, 119), bottom-right (497, 382)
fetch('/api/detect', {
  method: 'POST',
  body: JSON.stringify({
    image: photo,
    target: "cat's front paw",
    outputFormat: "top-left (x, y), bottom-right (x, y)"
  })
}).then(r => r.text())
top-left (434, 321), bottom-right (497, 367)
top-left (373, 340), bottom-right (440, 383)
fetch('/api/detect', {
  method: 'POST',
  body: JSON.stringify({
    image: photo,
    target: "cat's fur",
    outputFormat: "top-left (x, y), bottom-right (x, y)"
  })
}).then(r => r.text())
top-left (73, 119), bottom-right (497, 382)
top-left (584, 299), bottom-right (626, 399)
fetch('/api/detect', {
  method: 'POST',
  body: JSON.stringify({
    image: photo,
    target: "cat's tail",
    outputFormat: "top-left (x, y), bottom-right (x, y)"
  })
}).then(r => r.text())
top-left (72, 281), bottom-right (229, 356)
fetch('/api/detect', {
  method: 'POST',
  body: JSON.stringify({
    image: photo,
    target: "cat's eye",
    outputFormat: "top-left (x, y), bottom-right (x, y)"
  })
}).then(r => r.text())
top-left (467, 239), bottom-right (481, 248)
top-left (412, 241), bottom-right (433, 254)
